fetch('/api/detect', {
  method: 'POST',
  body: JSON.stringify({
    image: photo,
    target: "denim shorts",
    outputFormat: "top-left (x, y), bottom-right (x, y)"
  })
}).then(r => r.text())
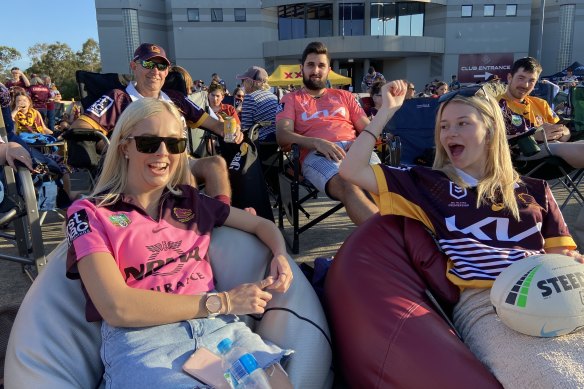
top-left (100, 314), bottom-right (293, 388)
top-left (302, 141), bottom-right (381, 197)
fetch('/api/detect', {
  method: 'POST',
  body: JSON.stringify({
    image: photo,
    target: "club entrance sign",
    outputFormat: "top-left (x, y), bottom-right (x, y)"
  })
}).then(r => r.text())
top-left (457, 53), bottom-right (514, 83)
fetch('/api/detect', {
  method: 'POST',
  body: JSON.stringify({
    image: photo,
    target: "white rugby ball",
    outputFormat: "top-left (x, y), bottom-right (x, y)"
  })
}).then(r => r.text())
top-left (490, 254), bottom-right (584, 337)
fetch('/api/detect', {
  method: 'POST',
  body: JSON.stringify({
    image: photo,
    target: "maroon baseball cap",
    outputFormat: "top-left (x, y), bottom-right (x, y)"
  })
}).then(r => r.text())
top-left (236, 66), bottom-right (268, 83)
top-left (133, 43), bottom-right (170, 65)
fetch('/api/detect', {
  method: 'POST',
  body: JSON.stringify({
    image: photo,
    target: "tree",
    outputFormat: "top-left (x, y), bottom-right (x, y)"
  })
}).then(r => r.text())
top-left (77, 38), bottom-right (101, 73)
top-left (26, 39), bottom-right (101, 99)
top-left (0, 46), bottom-right (22, 78)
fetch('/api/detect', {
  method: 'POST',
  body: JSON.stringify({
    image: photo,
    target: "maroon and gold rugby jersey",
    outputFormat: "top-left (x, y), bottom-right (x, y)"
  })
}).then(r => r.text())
top-left (28, 84), bottom-right (51, 110)
top-left (77, 83), bottom-right (208, 136)
top-left (372, 164), bottom-right (575, 289)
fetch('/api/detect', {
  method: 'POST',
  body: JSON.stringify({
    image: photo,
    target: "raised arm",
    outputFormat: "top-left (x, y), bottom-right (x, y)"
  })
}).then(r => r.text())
top-left (339, 80), bottom-right (407, 194)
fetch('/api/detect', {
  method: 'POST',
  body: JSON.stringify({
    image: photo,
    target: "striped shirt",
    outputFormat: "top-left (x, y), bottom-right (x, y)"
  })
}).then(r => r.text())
top-left (372, 164), bottom-right (575, 289)
top-left (240, 89), bottom-right (278, 141)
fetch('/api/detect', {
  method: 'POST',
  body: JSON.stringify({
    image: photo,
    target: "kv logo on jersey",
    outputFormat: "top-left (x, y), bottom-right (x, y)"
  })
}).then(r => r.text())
top-left (67, 210), bottom-right (92, 246)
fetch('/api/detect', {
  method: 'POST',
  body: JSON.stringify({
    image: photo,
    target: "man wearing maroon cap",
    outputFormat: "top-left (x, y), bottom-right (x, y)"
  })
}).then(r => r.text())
top-left (71, 43), bottom-right (243, 205)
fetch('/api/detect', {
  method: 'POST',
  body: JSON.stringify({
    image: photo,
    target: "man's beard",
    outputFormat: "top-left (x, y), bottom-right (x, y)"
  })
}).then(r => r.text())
top-left (303, 73), bottom-right (327, 91)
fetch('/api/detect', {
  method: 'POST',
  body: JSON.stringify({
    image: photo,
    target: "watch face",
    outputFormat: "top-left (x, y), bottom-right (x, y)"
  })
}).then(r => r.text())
top-left (206, 294), bottom-right (222, 314)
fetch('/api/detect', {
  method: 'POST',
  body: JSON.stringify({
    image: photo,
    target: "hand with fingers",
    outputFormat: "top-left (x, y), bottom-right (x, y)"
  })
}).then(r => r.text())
top-left (266, 253), bottom-right (293, 293)
top-left (5, 142), bottom-right (34, 171)
top-left (314, 138), bottom-right (346, 162)
top-left (382, 80), bottom-right (408, 110)
top-left (226, 278), bottom-right (275, 315)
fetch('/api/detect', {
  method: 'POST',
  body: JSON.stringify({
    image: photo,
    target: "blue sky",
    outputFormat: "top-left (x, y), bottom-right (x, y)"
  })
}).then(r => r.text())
top-left (1, 1), bottom-right (98, 69)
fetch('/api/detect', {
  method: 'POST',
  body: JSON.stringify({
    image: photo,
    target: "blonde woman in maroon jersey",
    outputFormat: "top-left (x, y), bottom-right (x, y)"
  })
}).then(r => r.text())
top-left (340, 81), bottom-right (584, 387)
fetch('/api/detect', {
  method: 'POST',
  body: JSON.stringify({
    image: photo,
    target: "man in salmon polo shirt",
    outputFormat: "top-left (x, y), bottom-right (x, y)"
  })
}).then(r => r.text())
top-left (276, 41), bottom-right (380, 225)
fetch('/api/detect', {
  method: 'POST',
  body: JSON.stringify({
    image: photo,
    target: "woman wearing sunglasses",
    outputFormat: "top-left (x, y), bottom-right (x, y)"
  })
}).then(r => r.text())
top-left (339, 82), bottom-right (584, 386)
top-left (65, 98), bottom-right (293, 387)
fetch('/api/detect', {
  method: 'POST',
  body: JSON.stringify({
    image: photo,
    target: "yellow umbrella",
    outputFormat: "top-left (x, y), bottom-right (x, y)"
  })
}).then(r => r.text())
top-left (268, 64), bottom-right (352, 87)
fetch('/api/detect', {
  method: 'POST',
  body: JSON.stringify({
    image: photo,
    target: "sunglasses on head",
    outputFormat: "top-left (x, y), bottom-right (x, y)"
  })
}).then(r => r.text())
top-left (138, 60), bottom-right (169, 71)
top-left (438, 85), bottom-right (487, 105)
top-left (125, 136), bottom-right (187, 154)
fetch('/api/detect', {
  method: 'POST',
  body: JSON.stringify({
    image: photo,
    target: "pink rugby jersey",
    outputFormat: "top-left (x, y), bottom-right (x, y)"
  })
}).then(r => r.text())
top-left (66, 185), bottom-right (229, 321)
top-left (276, 88), bottom-right (367, 161)
top-left (372, 165), bottom-right (576, 289)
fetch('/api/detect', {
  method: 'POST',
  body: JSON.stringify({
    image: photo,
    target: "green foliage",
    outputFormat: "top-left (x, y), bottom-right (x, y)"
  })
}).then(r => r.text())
top-left (27, 39), bottom-right (102, 99)
top-left (2, 39), bottom-right (101, 100)
top-left (0, 46), bottom-right (22, 76)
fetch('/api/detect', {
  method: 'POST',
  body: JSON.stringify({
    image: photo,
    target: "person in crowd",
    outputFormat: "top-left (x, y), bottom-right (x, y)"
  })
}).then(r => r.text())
top-left (366, 80), bottom-right (386, 118)
top-left (233, 87), bottom-right (245, 114)
top-left (276, 41), bottom-right (379, 225)
top-left (28, 76), bottom-right (51, 125)
top-left (361, 66), bottom-right (385, 92)
top-left (405, 82), bottom-right (416, 100)
top-left (236, 66), bottom-right (278, 141)
top-left (433, 81), bottom-right (449, 97)
top-left (65, 98), bottom-right (293, 388)
top-left (211, 72), bottom-right (227, 91)
top-left (70, 43), bottom-right (241, 206)
top-left (0, 82), bottom-right (34, 171)
top-left (192, 79), bottom-right (205, 92)
top-left (207, 83), bottom-right (240, 123)
top-left (339, 79), bottom-right (584, 387)
top-left (449, 74), bottom-right (460, 91)
top-left (10, 91), bottom-right (52, 135)
top-left (5, 67), bottom-right (30, 91)
top-left (560, 68), bottom-right (579, 90)
top-left (498, 56), bottom-right (584, 168)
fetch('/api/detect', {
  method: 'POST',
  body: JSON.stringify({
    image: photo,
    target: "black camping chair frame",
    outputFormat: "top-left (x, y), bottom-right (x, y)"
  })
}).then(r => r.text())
top-left (277, 144), bottom-right (343, 254)
top-left (0, 119), bottom-right (46, 280)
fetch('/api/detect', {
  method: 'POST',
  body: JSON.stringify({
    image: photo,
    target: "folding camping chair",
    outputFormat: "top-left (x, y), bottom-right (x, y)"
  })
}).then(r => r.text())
top-left (384, 97), bottom-right (440, 166)
top-left (510, 128), bottom-right (584, 210)
top-left (0, 114), bottom-right (46, 280)
top-left (277, 144), bottom-right (344, 254)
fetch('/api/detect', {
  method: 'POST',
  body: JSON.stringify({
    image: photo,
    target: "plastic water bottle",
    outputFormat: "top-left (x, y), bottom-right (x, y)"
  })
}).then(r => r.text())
top-left (217, 338), bottom-right (271, 389)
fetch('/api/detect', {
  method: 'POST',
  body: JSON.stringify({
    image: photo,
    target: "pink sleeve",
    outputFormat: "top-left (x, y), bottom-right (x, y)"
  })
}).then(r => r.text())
top-left (66, 200), bottom-right (113, 273)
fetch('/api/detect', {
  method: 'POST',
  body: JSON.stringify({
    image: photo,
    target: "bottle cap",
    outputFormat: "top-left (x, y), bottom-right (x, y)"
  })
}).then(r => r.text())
top-left (217, 338), bottom-right (233, 355)
top-left (238, 353), bottom-right (259, 373)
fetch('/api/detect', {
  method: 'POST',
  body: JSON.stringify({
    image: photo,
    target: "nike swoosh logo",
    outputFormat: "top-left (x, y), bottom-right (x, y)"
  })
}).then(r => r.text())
top-left (540, 323), bottom-right (563, 337)
top-left (152, 226), bottom-right (168, 233)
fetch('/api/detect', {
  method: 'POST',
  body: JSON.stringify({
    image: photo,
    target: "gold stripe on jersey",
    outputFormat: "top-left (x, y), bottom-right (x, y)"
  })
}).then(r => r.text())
top-left (77, 115), bottom-right (108, 135)
top-left (372, 164), bottom-right (436, 234)
top-left (545, 236), bottom-right (576, 250)
top-left (185, 111), bottom-right (209, 130)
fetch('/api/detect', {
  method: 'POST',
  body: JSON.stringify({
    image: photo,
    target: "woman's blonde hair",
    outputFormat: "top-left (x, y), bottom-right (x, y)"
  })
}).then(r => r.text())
top-left (243, 78), bottom-right (270, 92)
top-left (433, 91), bottom-right (522, 220)
top-left (90, 98), bottom-right (190, 206)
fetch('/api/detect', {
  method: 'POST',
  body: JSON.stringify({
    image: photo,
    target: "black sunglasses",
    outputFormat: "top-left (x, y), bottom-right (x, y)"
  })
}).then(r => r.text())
top-left (138, 60), bottom-right (169, 71)
top-left (125, 136), bottom-right (187, 154)
top-left (438, 85), bottom-right (486, 105)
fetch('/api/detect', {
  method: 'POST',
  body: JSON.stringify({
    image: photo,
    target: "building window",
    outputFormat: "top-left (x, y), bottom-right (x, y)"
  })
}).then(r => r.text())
top-left (278, 4), bottom-right (333, 40)
top-left (461, 5), bottom-right (472, 18)
top-left (211, 8), bottom-right (223, 22)
top-left (187, 8), bottom-right (199, 22)
top-left (506, 4), bottom-right (517, 16)
top-left (484, 5), bottom-right (495, 17)
top-left (235, 8), bottom-right (246, 22)
top-left (339, 3), bottom-right (365, 36)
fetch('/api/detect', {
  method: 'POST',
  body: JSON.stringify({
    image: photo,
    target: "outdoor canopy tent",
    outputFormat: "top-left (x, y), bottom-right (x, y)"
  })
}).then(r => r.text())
top-left (268, 64), bottom-right (351, 87)
top-left (542, 61), bottom-right (584, 79)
